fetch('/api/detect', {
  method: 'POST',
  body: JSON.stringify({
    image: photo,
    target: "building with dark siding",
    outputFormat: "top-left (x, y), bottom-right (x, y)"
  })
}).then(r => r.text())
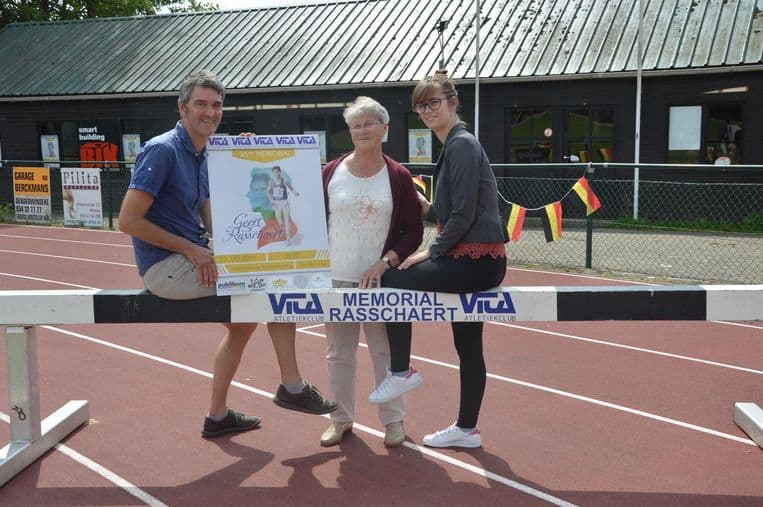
top-left (0, 0), bottom-right (760, 179)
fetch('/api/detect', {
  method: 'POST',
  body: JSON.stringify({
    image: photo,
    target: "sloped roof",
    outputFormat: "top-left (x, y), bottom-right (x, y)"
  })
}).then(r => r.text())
top-left (0, 0), bottom-right (761, 99)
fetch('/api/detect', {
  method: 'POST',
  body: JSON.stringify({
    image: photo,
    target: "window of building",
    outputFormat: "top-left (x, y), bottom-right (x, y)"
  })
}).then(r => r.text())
top-left (300, 115), bottom-right (351, 162)
top-left (567, 108), bottom-right (615, 163)
top-left (668, 105), bottom-right (702, 163)
top-left (705, 104), bottom-right (743, 164)
top-left (58, 120), bottom-right (120, 167)
top-left (668, 104), bottom-right (744, 164)
top-left (121, 119), bottom-right (169, 144)
top-left (507, 109), bottom-right (554, 163)
top-left (217, 116), bottom-right (256, 137)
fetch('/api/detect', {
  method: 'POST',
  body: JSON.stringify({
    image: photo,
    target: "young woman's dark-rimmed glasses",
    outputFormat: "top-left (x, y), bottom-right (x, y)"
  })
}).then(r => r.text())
top-left (413, 96), bottom-right (450, 114)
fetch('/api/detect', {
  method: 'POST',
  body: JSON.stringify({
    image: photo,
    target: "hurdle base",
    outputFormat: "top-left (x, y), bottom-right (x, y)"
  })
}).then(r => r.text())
top-left (0, 400), bottom-right (89, 487)
top-left (733, 402), bottom-right (763, 449)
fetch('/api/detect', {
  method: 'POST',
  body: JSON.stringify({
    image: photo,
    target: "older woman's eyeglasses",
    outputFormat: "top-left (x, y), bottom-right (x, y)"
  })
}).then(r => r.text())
top-left (413, 96), bottom-right (450, 114)
top-left (350, 121), bottom-right (382, 132)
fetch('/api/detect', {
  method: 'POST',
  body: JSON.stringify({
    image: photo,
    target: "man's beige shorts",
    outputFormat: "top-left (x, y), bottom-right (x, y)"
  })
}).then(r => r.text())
top-left (142, 253), bottom-right (216, 300)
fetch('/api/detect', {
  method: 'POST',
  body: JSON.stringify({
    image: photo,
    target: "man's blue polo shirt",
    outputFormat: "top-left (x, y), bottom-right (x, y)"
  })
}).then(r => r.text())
top-left (128, 121), bottom-right (210, 277)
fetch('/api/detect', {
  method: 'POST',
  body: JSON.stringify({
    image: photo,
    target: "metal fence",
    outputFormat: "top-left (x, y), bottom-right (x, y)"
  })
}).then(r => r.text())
top-left (1, 160), bottom-right (761, 284)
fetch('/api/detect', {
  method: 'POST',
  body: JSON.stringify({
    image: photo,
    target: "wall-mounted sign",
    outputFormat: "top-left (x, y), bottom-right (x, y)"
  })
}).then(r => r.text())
top-left (78, 126), bottom-right (118, 168)
top-left (40, 135), bottom-right (60, 168)
top-left (408, 129), bottom-right (432, 163)
top-left (122, 134), bottom-right (141, 167)
top-left (669, 106), bottom-right (702, 151)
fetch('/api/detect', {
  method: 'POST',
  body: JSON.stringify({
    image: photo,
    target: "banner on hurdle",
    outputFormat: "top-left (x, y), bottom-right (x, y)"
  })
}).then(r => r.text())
top-left (0, 285), bottom-right (760, 325)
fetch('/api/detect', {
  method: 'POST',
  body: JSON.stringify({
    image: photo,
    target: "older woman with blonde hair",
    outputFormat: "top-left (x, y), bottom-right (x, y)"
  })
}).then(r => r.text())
top-left (319, 96), bottom-right (423, 447)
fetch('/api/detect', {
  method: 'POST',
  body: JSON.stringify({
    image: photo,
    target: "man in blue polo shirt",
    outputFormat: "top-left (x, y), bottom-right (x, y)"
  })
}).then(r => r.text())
top-left (119, 70), bottom-right (336, 438)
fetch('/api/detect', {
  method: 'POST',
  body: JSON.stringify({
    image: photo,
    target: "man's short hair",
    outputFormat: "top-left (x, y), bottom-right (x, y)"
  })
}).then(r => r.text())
top-left (178, 70), bottom-right (225, 105)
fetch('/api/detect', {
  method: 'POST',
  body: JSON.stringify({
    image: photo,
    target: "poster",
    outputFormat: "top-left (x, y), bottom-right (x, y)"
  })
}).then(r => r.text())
top-left (78, 124), bottom-right (118, 168)
top-left (207, 134), bottom-right (331, 295)
top-left (40, 135), bottom-right (60, 168)
top-left (122, 134), bottom-right (140, 167)
top-left (408, 129), bottom-right (432, 163)
top-left (60, 167), bottom-right (103, 227)
top-left (304, 130), bottom-right (326, 163)
top-left (13, 166), bottom-right (51, 223)
top-left (668, 106), bottom-right (702, 150)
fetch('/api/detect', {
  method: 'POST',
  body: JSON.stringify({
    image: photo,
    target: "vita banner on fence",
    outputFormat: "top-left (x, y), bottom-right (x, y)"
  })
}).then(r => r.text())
top-left (207, 134), bottom-right (332, 296)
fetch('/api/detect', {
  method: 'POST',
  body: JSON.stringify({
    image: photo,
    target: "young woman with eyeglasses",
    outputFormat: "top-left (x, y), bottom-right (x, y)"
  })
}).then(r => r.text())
top-left (369, 71), bottom-right (507, 449)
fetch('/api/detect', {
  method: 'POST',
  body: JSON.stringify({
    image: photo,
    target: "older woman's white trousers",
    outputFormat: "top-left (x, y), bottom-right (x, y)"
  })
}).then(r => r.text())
top-left (324, 318), bottom-right (406, 426)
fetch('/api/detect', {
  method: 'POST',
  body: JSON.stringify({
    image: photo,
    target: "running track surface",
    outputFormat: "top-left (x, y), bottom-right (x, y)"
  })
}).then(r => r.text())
top-left (0, 223), bottom-right (761, 507)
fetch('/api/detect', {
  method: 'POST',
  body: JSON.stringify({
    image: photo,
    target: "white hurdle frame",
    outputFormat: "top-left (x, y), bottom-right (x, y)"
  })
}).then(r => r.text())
top-left (1, 285), bottom-right (761, 486)
top-left (1, 326), bottom-right (89, 487)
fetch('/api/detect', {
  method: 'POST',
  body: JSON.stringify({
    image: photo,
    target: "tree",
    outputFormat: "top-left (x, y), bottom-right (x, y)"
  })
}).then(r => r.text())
top-left (0, 1), bottom-right (219, 30)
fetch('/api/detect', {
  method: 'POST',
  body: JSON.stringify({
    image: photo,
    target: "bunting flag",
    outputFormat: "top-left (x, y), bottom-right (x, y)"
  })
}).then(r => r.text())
top-left (578, 150), bottom-right (590, 163)
top-left (506, 203), bottom-right (526, 242)
top-left (571, 176), bottom-right (602, 216)
top-left (599, 147), bottom-right (612, 162)
top-left (412, 175), bottom-right (426, 195)
top-left (413, 174), bottom-right (433, 201)
top-left (541, 201), bottom-right (563, 242)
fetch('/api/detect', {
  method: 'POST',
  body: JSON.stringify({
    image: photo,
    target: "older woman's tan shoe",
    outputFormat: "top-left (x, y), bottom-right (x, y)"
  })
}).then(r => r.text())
top-left (320, 421), bottom-right (353, 447)
top-left (384, 421), bottom-right (405, 447)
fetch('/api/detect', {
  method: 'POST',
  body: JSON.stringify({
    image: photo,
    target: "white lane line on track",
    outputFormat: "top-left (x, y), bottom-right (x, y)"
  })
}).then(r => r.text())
top-left (0, 223), bottom-right (123, 234)
top-left (0, 412), bottom-right (167, 507)
top-left (507, 267), bottom-right (658, 285)
top-left (710, 320), bottom-right (763, 330)
top-left (0, 233), bottom-right (132, 248)
top-left (480, 370), bottom-right (757, 446)
top-left (296, 323), bottom-right (326, 331)
top-left (41, 325), bottom-right (573, 506)
top-left (488, 321), bottom-right (763, 375)
top-left (296, 328), bottom-right (757, 447)
top-left (0, 249), bottom-right (135, 267)
top-left (0, 272), bottom-right (99, 289)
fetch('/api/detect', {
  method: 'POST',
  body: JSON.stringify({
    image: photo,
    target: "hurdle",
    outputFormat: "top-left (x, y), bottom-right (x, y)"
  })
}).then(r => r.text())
top-left (2, 284), bottom-right (762, 485)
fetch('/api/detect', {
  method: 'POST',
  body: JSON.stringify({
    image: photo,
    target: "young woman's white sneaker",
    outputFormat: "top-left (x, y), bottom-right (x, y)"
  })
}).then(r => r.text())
top-left (423, 422), bottom-right (482, 448)
top-left (368, 367), bottom-right (423, 404)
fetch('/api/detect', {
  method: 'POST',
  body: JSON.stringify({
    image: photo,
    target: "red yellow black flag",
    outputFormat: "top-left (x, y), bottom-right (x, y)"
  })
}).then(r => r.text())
top-left (572, 176), bottom-right (602, 216)
top-left (506, 204), bottom-right (526, 242)
top-left (541, 201), bottom-right (563, 242)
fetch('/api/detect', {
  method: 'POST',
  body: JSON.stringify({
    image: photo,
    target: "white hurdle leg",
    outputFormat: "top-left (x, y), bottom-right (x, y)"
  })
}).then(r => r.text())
top-left (1, 326), bottom-right (89, 486)
top-left (733, 402), bottom-right (763, 449)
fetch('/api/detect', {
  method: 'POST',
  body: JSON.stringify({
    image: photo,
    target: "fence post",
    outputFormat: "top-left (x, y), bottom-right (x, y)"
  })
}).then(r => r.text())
top-left (585, 163), bottom-right (595, 269)
top-left (106, 168), bottom-right (113, 230)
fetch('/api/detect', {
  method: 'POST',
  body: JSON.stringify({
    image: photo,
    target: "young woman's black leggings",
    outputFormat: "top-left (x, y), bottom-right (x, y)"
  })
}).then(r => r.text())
top-left (381, 254), bottom-right (506, 429)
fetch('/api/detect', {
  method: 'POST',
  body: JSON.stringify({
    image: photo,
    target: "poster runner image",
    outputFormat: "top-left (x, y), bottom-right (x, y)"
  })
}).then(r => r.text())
top-left (40, 135), bottom-right (60, 168)
top-left (408, 129), bottom-right (432, 163)
top-left (60, 167), bottom-right (104, 227)
top-left (207, 134), bottom-right (331, 295)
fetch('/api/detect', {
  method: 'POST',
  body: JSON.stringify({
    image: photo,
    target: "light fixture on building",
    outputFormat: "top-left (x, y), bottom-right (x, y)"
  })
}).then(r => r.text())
top-left (704, 86), bottom-right (749, 94)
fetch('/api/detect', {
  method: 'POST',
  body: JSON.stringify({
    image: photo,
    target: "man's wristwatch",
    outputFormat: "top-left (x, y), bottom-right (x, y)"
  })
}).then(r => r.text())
top-left (381, 256), bottom-right (391, 267)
